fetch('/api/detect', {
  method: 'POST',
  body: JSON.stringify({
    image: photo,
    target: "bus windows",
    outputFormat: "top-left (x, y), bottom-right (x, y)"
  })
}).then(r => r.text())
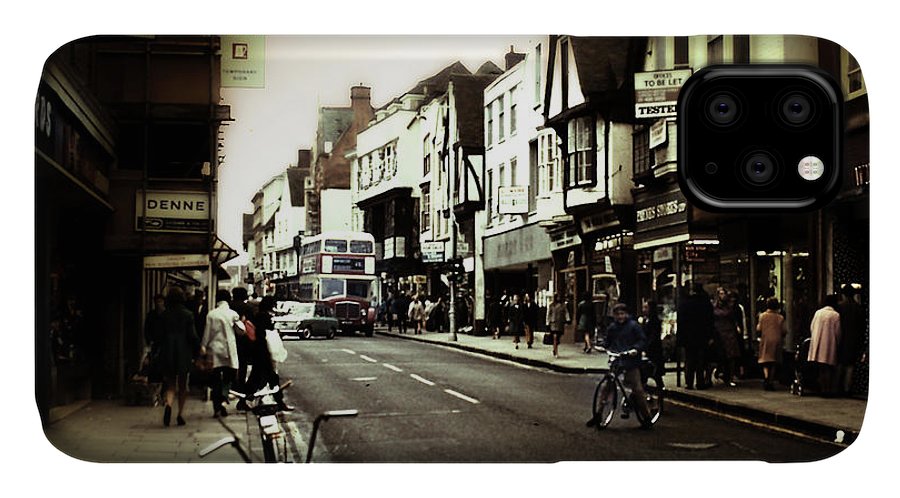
top-left (324, 239), bottom-right (348, 253)
top-left (350, 240), bottom-right (373, 254)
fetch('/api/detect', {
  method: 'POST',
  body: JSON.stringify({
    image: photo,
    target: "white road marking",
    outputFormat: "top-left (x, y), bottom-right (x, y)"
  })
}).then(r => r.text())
top-left (382, 363), bottom-right (403, 372)
top-left (443, 389), bottom-right (480, 404)
top-left (359, 355), bottom-right (378, 363)
top-left (351, 376), bottom-right (378, 382)
top-left (410, 374), bottom-right (436, 386)
top-left (341, 349), bottom-right (356, 355)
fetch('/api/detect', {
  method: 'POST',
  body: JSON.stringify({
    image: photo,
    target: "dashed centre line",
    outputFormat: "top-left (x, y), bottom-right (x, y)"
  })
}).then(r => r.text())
top-left (382, 363), bottom-right (403, 372)
top-left (359, 355), bottom-right (378, 363)
top-left (444, 389), bottom-right (480, 404)
top-left (410, 374), bottom-right (436, 386)
top-left (340, 349), bottom-right (356, 355)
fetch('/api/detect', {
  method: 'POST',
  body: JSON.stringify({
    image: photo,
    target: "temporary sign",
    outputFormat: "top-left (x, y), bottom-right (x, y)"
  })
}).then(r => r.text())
top-left (144, 254), bottom-right (209, 269)
top-left (221, 35), bottom-right (266, 88)
top-left (634, 69), bottom-right (693, 118)
top-left (498, 186), bottom-right (529, 214)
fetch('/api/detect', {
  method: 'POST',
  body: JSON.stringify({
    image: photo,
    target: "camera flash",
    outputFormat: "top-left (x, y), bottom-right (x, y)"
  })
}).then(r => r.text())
top-left (798, 156), bottom-right (824, 181)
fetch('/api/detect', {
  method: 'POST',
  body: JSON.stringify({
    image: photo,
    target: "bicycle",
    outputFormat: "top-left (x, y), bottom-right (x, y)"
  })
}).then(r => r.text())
top-left (199, 380), bottom-right (293, 463)
top-left (589, 350), bottom-right (664, 429)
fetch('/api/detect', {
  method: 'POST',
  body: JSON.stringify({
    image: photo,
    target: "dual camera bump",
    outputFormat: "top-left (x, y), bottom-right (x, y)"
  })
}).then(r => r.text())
top-left (679, 65), bottom-right (841, 209)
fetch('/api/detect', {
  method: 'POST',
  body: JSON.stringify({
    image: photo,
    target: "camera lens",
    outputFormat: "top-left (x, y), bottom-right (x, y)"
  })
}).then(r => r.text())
top-left (779, 92), bottom-right (815, 126)
top-left (705, 92), bottom-right (741, 126)
top-left (741, 151), bottom-right (778, 186)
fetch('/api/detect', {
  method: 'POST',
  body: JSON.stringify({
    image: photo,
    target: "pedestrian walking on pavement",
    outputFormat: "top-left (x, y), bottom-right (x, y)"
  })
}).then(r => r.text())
top-left (143, 293), bottom-right (166, 383)
top-left (507, 294), bottom-right (524, 349)
top-left (808, 294), bottom-right (842, 397)
top-left (756, 297), bottom-right (786, 391)
top-left (576, 296), bottom-right (596, 353)
top-left (201, 289), bottom-right (241, 418)
top-left (676, 283), bottom-right (715, 390)
top-left (639, 300), bottom-right (665, 388)
top-left (547, 294), bottom-right (567, 357)
top-left (245, 296), bottom-right (293, 412)
top-left (386, 292), bottom-right (396, 332)
top-left (158, 286), bottom-right (200, 427)
top-left (712, 287), bottom-right (742, 387)
top-left (487, 295), bottom-right (502, 339)
top-left (522, 293), bottom-right (537, 348)
top-left (394, 292), bottom-right (410, 334)
top-left (231, 287), bottom-right (254, 395)
top-left (837, 284), bottom-right (866, 396)
top-left (409, 296), bottom-right (426, 334)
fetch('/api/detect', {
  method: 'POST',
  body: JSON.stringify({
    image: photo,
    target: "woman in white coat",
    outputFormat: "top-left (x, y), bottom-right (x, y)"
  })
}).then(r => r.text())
top-left (808, 294), bottom-right (842, 396)
top-left (200, 289), bottom-right (241, 417)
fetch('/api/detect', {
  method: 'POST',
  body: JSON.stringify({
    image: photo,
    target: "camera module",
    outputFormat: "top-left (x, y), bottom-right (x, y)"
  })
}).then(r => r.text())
top-left (779, 92), bottom-right (816, 126)
top-left (705, 92), bottom-right (741, 126)
top-left (741, 151), bottom-right (779, 186)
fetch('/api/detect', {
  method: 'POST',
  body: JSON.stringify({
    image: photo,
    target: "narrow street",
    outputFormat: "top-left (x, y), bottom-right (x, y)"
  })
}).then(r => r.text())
top-left (276, 335), bottom-right (842, 463)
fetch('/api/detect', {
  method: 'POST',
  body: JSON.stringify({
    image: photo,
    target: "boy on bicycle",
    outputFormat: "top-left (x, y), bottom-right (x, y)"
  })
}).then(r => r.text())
top-left (587, 303), bottom-right (651, 426)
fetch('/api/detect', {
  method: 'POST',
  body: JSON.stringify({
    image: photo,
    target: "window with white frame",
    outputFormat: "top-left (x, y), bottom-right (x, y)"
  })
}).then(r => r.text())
top-left (534, 44), bottom-right (542, 105)
top-left (498, 95), bottom-right (506, 141)
top-left (421, 186), bottom-right (431, 232)
top-left (538, 132), bottom-right (559, 194)
top-left (567, 117), bottom-right (594, 187)
top-left (486, 104), bottom-right (493, 147)
top-left (384, 143), bottom-right (396, 179)
top-left (510, 156), bottom-right (518, 186)
top-left (486, 168), bottom-right (494, 221)
top-left (423, 135), bottom-right (431, 176)
top-left (510, 86), bottom-right (518, 135)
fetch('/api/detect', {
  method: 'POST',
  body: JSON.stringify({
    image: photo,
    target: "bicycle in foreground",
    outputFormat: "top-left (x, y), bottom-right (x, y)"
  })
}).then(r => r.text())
top-left (589, 350), bottom-right (664, 430)
top-left (199, 380), bottom-right (359, 463)
top-left (199, 381), bottom-right (292, 462)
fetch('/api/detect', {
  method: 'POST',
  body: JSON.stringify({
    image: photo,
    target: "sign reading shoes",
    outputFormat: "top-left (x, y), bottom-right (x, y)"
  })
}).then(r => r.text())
top-left (135, 190), bottom-right (213, 233)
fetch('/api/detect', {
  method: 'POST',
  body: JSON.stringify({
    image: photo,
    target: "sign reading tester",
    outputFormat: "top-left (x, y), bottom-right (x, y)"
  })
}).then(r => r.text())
top-left (136, 190), bottom-right (212, 233)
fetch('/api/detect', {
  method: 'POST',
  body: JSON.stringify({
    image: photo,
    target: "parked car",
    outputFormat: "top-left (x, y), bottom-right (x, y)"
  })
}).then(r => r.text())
top-left (273, 301), bottom-right (340, 340)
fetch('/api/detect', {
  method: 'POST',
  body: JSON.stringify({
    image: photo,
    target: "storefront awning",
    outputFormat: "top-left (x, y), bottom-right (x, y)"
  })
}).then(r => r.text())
top-left (212, 236), bottom-right (239, 267)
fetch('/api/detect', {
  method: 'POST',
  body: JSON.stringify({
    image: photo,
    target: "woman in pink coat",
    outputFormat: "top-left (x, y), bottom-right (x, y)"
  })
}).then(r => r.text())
top-left (757, 298), bottom-right (786, 391)
top-left (808, 294), bottom-right (842, 396)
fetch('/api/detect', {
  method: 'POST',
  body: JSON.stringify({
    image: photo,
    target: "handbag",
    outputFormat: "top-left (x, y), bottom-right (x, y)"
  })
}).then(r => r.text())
top-left (266, 329), bottom-right (288, 363)
top-left (542, 333), bottom-right (554, 345)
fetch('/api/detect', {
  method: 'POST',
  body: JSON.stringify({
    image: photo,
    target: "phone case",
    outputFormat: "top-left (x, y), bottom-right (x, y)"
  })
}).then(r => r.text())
top-left (36, 34), bottom-right (868, 464)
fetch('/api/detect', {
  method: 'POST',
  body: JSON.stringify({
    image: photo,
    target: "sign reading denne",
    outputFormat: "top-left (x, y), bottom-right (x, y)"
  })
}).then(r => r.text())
top-left (135, 190), bottom-right (212, 233)
top-left (634, 69), bottom-right (693, 119)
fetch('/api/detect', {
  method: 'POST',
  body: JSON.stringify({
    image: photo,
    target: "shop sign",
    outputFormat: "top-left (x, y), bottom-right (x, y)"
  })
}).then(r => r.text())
top-left (135, 190), bottom-right (212, 233)
top-left (498, 186), bottom-right (529, 214)
top-left (421, 241), bottom-right (445, 263)
top-left (412, 275), bottom-right (428, 284)
top-left (649, 119), bottom-right (668, 148)
top-left (634, 69), bottom-right (693, 118)
top-left (144, 253), bottom-right (209, 269)
top-left (636, 189), bottom-right (688, 231)
top-left (221, 35), bottom-right (266, 88)
top-left (654, 246), bottom-right (674, 262)
top-left (384, 238), bottom-right (395, 260)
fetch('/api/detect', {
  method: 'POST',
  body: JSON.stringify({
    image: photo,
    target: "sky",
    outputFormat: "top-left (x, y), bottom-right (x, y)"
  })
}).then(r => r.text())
top-left (218, 35), bottom-right (538, 258)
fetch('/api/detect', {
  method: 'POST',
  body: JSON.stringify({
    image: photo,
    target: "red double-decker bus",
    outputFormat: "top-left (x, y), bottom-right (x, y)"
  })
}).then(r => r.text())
top-left (297, 231), bottom-right (377, 336)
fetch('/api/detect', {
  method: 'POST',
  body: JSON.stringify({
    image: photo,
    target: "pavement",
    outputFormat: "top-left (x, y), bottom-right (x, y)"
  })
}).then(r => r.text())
top-left (40, 325), bottom-right (867, 463)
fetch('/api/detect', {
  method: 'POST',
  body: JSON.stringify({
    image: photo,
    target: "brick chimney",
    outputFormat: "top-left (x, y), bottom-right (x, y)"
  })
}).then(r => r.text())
top-left (297, 149), bottom-right (311, 169)
top-left (350, 85), bottom-right (373, 128)
top-left (505, 45), bottom-right (526, 70)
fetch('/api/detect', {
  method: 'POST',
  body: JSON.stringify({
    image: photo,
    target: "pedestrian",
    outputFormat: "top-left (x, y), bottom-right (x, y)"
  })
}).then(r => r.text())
top-left (756, 297), bottom-right (786, 391)
top-left (143, 293), bottom-right (166, 383)
top-left (488, 295), bottom-right (503, 339)
top-left (639, 301), bottom-right (665, 388)
top-left (712, 287), bottom-right (742, 387)
top-left (409, 295), bottom-right (426, 334)
top-left (245, 296), bottom-right (293, 411)
top-left (837, 285), bottom-right (866, 396)
top-left (808, 294), bottom-right (842, 397)
top-left (507, 294), bottom-right (524, 349)
top-left (158, 286), bottom-right (200, 427)
top-left (396, 292), bottom-right (410, 334)
top-left (546, 294), bottom-right (567, 357)
top-left (230, 287), bottom-right (255, 394)
top-left (576, 295), bottom-right (596, 354)
top-left (386, 292), bottom-right (395, 332)
top-left (200, 289), bottom-right (241, 417)
top-left (676, 283), bottom-right (715, 390)
top-left (522, 293), bottom-right (537, 349)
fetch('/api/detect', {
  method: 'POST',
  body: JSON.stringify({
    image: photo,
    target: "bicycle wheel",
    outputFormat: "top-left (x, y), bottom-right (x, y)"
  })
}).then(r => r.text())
top-left (592, 376), bottom-right (618, 429)
top-left (636, 375), bottom-right (663, 428)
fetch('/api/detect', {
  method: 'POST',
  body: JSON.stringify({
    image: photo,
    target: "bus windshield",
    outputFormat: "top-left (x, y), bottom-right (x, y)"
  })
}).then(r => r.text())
top-left (347, 280), bottom-right (370, 298)
top-left (321, 278), bottom-right (344, 298)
